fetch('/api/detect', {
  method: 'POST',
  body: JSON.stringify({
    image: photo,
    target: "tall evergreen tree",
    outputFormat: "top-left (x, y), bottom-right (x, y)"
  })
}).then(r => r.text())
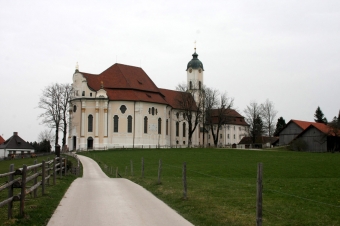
top-left (314, 106), bottom-right (327, 124)
top-left (274, 117), bottom-right (286, 136)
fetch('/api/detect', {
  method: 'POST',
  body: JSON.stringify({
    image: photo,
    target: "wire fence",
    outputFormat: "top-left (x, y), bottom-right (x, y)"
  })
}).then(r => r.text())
top-left (92, 155), bottom-right (340, 225)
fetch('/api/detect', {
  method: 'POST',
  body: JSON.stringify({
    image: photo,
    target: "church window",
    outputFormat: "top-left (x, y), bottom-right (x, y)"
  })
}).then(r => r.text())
top-left (176, 112), bottom-right (179, 119)
top-left (144, 116), bottom-right (148, 133)
top-left (90, 93), bottom-right (92, 97)
top-left (152, 107), bottom-right (155, 115)
top-left (199, 81), bottom-right (201, 90)
top-left (73, 105), bottom-right (77, 113)
top-left (88, 115), bottom-right (93, 132)
top-left (127, 115), bottom-right (132, 133)
top-left (228, 134), bottom-right (230, 139)
top-left (120, 105), bottom-right (127, 114)
top-left (156, 109), bottom-right (158, 115)
top-left (166, 119), bottom-right (168, 135)
top-left (158, 118), bottom-right (162, 134)
top-left (114, 115), bottom-right (119, 132)
top-left (82, 91), bottom-right (85, 96)
top-left (148, 108), bottom-right (151, 114)
top-left (189, 81), bottom-right (192, 90)
top-left (234, 134), bottom-right (236, 139)
top-left (183, 123), bottom-right (186, 137)
top-left (176, 122), bottom-right (179, 136)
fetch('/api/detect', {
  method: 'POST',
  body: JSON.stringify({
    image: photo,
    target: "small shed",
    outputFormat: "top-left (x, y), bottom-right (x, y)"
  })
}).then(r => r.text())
top-left (238, 136), bottom-right (279, 149)
top-left (0, 132), bottom-right (35, 159)
top-left (290, 124), bottom-right (340, 152)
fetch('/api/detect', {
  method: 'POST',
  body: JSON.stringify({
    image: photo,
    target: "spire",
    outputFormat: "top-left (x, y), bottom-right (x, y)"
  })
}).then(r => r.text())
top-left (75, 62), bottom-right (79, 72)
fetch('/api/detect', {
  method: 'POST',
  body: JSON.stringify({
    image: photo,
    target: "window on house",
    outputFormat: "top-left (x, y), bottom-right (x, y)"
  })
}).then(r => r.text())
top-left (176, 122), bottom-right (179, 136)
top-left (127, 115), bottom-right (132, 133)
top-left (144, 116), bottom-right (148, 133)
top-left (82, 91), bottom-right (85, 96)
top-left (183, 123), bottom-right (186, 137)
top-left (88, 115), bottom-right (93, 132)
top-left (113, 115), bottom-right (119, 132)
top-left (158, 118), bottom-right (162, 134)
top-left (227, 134), bottom-right (230, 139)
top-left (90, 93), bottom-right (92, 97)
top-left (166, 119), bottom-right (168, 135)
top-left (189, 81), bottom-right (192, 90)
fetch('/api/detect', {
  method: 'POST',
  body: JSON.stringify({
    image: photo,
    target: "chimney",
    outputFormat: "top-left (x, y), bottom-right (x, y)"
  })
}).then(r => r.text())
top-left (14, 132), bottom-right (18, 136)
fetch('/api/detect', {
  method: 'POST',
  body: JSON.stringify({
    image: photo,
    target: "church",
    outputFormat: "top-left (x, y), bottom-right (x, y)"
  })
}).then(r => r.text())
top-left (68, 50), bottom-right (248, 150)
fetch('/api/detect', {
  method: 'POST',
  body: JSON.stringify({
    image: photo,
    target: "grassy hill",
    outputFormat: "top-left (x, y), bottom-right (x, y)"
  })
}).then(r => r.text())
top-left (80, 148), bottom-right (340, 226)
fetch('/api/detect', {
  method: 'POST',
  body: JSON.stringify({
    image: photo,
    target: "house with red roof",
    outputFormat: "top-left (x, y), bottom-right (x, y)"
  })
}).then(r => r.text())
top-left (290, 123), bottom-right (340, 152)
top-left (0, 135), bottom-right (5, 145)
top-left (278, 120), bottom-right (322, 146)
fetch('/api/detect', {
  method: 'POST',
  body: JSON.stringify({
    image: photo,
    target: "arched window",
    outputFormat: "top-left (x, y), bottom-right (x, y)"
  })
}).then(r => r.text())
top-left (158, 118), bottom-right (162, 134)
top-left (152, 107), bottom-right (155, 115)
top-left (113, 115), bottom-right (119, 132)
top-left (88, 115), bottom-right (93, 132)
top-left (176, 122), bottom-right (179, 137)
top-left (144, 116), bottom-right (148, 133)
top-left (73, 105), bottom-right (77, 112)
top-left (183, 123), bottom-right (186, 137)
top-left (189, 81), bottom-right (192, 90)
top-left (127, 115), bottom-right (132, 133)
top-left (166, 119), bottom-right (168, 135)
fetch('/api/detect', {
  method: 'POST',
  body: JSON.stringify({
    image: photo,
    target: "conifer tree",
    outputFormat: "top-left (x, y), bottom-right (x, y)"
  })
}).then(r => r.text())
top-left (314, 106), bottom-right (327, 124)
top-left (274, 117), bottom-right (286, 136)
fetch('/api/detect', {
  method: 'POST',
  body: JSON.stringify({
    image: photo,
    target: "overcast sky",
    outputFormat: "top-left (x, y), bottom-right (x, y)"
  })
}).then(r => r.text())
top-left (1, 0), bottom-right (339, 143)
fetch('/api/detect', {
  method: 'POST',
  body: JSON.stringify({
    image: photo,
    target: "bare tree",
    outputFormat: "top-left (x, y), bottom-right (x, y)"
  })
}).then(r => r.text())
top-left (205, 87), bottom-right (234, 147)
top-left (60, 83), bottom-right (73, 149)
top-left (260, 99), bottom-right (277, 137)
top-left (175, 83), bottom-right (205, 147)
top-left (244, 101), bottom-right (263, 143)
top-left (38, 83), bottom-right (63, 146)
top-left (38, 129), bottom-right (54, 143)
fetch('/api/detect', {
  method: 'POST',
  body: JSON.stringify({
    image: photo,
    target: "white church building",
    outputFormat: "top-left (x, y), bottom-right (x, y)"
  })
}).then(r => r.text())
top-left (68, 50), bottom-right (248, 150)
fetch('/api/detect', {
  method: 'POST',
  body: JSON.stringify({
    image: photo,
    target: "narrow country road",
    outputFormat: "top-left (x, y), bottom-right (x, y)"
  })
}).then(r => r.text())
top-left (47, 155), bottom-right (193, 226)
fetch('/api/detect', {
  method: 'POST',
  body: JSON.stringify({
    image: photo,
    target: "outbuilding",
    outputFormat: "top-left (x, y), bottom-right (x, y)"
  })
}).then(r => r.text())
top-left (0, 132), bottom-right (35, 159)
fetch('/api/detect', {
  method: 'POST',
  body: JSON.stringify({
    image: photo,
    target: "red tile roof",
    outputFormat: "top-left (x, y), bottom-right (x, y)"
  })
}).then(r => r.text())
top-left (208, 109), bottom-right (249, 126)
top-left (79, 63), bottom-right (195, 109)
top-left (0, 135), bottom-right (5, 145)
top-left (238, 136), bottom-right (279, 145)
top-left (290, 119), bottom-right (319, 130)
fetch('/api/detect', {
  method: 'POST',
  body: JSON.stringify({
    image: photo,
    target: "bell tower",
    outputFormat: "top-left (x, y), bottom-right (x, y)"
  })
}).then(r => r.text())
top-left (186, 46), bottom-right (204, 91)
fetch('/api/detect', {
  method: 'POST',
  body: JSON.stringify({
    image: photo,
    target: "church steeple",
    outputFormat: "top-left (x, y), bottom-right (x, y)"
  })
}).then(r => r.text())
top-left (187, 45), bottom-right (204, 91)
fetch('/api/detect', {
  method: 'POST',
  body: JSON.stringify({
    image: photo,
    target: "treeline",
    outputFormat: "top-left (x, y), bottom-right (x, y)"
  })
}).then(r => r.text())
top-left (29, 139), bottom-right (51, 153)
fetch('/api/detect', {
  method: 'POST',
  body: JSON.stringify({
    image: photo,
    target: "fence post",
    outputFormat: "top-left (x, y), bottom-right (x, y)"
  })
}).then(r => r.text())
top-left (34, 159), bottom-right (38, 198)
top-left (141, 157), bottom-right (144, 178)
top-left (256, 163), bottom-right (263, 226)
top-left (8, 164), bottom-right (14, 219)
top-left (20, 165), bottom-right (27, 217)
top-left (47, 157), bottom-right (50, 185)
top-left (130, 160), bottom-right (133, 176)
top-left (59, 157), bottom-right (63, 178)
top-left (53, 158), bottom-right (56, 185)
top-left (183, 162), bottom-right (187, 199)
top-left (158, 159), bottom-right (162, 184)
top-left (42, 160), bottom-right (46, 195)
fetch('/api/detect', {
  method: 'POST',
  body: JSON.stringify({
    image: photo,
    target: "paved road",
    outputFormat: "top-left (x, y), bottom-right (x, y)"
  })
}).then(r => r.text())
top-left (47, 155), bottom-right (193, 226)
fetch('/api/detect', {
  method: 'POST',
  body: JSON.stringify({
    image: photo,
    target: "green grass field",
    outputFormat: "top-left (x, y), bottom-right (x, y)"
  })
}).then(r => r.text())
top-left (80, 148), bottom-right (340, 226)
top-left (0, 154), bottom-right (81, 225)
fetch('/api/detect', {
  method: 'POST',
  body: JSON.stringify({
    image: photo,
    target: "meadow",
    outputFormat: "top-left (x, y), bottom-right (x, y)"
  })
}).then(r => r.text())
top-left (80, 148), bottom-right (340, 226)
top-left (0, 154), bottom-right (81, 225)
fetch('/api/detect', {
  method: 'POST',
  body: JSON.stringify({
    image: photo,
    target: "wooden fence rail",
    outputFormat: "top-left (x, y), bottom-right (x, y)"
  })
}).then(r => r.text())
top-left (0, 156), bottom-right (79, 219)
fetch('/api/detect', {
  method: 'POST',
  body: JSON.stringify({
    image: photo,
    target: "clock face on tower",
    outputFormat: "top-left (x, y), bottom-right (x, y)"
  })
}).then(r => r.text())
top-left (189, 68), bottom-right (192, 73)
top-left (199, 69), bottom-right (202, 73)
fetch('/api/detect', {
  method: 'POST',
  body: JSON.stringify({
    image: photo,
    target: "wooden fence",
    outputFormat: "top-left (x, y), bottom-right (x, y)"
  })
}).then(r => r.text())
top-left (0, 156), bottom-right (77, 219)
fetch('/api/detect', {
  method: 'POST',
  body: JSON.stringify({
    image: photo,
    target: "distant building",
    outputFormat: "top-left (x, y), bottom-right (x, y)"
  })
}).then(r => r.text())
top-left (278, 120), bottom-right (322, 146)
top-left (204, 109), bottom-right (249, 147)
top-left (0, 132), bottom-right (35, 158)
top-left (290, 123), bottom-right (340, 152)
top-left (0, 135), bottom-right (5, 145)
top-left (238, 136), bottom-right (279, 149)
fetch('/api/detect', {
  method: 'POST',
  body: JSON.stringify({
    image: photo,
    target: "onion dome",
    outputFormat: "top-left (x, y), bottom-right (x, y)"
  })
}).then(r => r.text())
top-left (186, 51), bottom-right (204, 71)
